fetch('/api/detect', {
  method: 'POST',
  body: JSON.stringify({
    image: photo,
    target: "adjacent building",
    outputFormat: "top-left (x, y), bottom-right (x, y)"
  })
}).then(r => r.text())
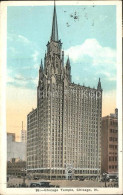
top-left (27, 2), bottom-right (102, 180)
top-left (27, 108), bottom-right (38, 170)
top-left (101, 109), bottom-right (118, 177)
top-left (7, 158), bottom-right (26, 177)
top-left (7, 133), bottom-right (26, 161)
top-left (21, 122), bottom-right (27, 143)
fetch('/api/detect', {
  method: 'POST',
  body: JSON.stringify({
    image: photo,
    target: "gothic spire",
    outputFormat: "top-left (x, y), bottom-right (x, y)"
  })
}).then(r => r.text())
top-left (97, 77), bottom-right (102, 90)
top-left (40, 59), bottom-right (43, 70)
top-left (66, 56), bottom-right (70, 67)
top-left (51, 0), bottom-right (58, 42)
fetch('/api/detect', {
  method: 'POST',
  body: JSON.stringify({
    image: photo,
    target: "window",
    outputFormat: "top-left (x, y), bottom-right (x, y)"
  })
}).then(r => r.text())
top-left (115, 157), bottom-right (117, 161)
top-left (109, 137), bottom-right (112, 141)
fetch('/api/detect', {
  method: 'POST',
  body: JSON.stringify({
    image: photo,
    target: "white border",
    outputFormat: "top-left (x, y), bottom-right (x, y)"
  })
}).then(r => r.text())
top-left (0, 1), bottom-right (122, 194)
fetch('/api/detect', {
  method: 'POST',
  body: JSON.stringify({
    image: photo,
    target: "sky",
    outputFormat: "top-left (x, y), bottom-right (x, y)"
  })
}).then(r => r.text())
top-left (7, 4), bottom-right (116, 141)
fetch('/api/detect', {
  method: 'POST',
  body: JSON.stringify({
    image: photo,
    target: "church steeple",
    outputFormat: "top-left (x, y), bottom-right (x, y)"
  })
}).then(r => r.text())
top-left (66, 56), bottom-right (70, 67)
top-left (66, 56), bottom-right (71, 82)
top-left (40, 59), bottom-right (43, 70)
top-left (97, 78), bottom-right (102, 90)
top-left (51, 0), bottom-right (58, 42)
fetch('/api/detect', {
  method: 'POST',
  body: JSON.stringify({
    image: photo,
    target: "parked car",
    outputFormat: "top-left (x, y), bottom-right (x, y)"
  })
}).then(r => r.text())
top-left (30, 182), bottom-right (41, 187)
top-left (79, 177), bottom-right (85, 181)
top-left (30, 182), bottom-right (55, 188)
top-left (101, 177), bottom-right (110, 182)
top-left (39, 182), bottom-right (55, 187)
top-left (33, 177), bottom-right (39, 180)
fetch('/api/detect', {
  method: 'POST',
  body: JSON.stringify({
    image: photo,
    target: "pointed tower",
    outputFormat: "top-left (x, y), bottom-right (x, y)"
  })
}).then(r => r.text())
top-left (39, 59), bottom-right (43, 82)
top-left (65, 56), bottom-right (71, 82)
top-left (40, 59), bottom-right (43, 70)
top-left (45, 0), bottom-right (63, 77)
top-left (51, 0), bottom-right (58, 42)
top-left (97, 78), bottom-right (102, 90)
top-left (66, 56), bottom-right (70, 67)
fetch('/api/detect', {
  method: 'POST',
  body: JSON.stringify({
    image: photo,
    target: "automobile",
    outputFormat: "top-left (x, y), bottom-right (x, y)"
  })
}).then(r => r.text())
top-left (39, 182), bottom-right (55, 187)
top-left (115, 177), bottom-right (118, 182)
top-left (33, 177), bottom-right (39, 180)
top-left (109, 178), bottom-right (117, 182)
top-left (21, 183), bottom-right (27, 187)
top-left (30, 182), bottom-right (56, 188)
top-left (17, 175), bottom-right (21, 178)
top-left (101, 177), bottom-right (110, 182)
top-left (30, 182), bottom-right (41, 187)
top-left (79, 177), bottom-right (85, 181)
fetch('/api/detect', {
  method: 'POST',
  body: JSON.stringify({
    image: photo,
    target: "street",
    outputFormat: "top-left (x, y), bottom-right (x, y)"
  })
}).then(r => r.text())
top-left (7, 177), bottom-right (118, 188)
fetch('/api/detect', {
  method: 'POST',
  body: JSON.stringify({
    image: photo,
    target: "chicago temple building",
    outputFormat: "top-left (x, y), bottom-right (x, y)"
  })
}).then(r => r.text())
top-left (27, 3), bottom-right (102, 180)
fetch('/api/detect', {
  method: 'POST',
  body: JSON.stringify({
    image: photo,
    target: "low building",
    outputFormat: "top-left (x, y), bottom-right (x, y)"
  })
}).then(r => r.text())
top-left (7, 133), bottom-right (26, 161)
top-left (7, 158), bottom-right (26, 177)
top-left (101, 109), bottom-right (118, 177)
top-left (27, 108), bottom-right (38, 171)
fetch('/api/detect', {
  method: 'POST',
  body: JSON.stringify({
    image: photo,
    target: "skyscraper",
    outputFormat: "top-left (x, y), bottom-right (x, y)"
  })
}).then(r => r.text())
top-left (27, 2), bottom-right (102, 180)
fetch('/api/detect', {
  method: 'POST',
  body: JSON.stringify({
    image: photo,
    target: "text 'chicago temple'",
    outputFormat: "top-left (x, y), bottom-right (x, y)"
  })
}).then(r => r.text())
top-left (27, 2), bottom-right (102, 180)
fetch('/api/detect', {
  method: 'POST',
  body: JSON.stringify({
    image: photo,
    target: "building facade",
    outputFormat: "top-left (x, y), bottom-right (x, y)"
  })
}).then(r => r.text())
top-left (7, 133), bottom-right (26, 161)
top-left (27, 3), bottom-right (102, 180)
top-left (27, 108), bottom-right (38, 170)
top-left (7, 158), bottom-right (26, 177)
top-left (21, 130), bottom-right (27, 143)
top-left (101, 109), bottom-right (118, 177)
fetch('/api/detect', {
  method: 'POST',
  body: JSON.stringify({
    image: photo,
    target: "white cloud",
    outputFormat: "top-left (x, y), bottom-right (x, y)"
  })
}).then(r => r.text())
top-left (95, 70), bottom-right (116, 82)
top-left (9, 47), bottom-right (17, 54)
top-left (75, 76), bottom-right (80, 81)
top-left (8, 33), bottom-right (30, 45)
top-left (65, 39), bottom-right (116, 68)
top-left (33, 76), bottom-right (38, 85)
top-left (14, 74), bottom-right (26, 81)
top-left (33, 63), bottom-right (39, 70)
top-left (18, 35), bottom-right (30, 44)
top-left (32, 50), bottom-right (40, 62)
top-left (7, 72), bottom-right (38, 89)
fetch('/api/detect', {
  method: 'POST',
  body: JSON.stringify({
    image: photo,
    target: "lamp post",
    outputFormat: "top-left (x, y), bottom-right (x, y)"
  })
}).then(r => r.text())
top-left (21, 168), bottom-right (26, 187)
top-left (103, 172), bottom-right (107, 187)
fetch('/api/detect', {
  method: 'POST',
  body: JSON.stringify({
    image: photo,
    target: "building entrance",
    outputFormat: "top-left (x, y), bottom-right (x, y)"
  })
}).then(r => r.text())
top-left (65, 164), bottom-right (74, 180)
top-left (68, 170), bottom-right (72, 180)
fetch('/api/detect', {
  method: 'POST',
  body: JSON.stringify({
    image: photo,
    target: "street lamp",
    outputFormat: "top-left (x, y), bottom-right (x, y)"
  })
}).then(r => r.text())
top-left (21, 168), bottom-right (26, 187)
top-left (103, 172), bottom-right (107, 187)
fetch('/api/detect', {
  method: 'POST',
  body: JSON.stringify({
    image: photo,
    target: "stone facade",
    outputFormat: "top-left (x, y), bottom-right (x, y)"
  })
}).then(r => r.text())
top-left (7, 158), bottom-right (26, 177)
top-left (27, 108), bottom-right (38, 170)
top-left (101, 109), bottom-right (118, 177)
top-left (27, 3), bottom-right (102, 180)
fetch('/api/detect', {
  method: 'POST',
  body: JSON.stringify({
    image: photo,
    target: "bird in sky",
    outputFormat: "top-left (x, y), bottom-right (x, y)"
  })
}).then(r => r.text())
top-left (66, 22), bottom-right (70, 27)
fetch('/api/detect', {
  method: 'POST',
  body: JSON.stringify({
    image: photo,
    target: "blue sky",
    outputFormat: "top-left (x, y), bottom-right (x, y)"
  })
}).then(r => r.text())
top-left (7, 5), bottom-right (116, 92)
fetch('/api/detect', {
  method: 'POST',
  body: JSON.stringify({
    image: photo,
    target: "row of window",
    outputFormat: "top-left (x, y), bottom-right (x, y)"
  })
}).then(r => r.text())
top-left (109, 165), bottom-right (117, 169)
top-left (109, 137), bottom-right (118, 142)
top-left (110, 129), bottom-right (118, 133)
top-left (109, 156), bottom-right (117, 161)
top-left (110, 121), bottom-right (118, 126)
top-left (109, 145), bottom-right (118, 149)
